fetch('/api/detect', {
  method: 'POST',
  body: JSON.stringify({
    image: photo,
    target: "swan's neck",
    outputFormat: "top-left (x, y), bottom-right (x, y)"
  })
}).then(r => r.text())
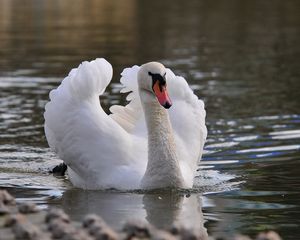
top-left (141, 97), bottom-right (184, 189)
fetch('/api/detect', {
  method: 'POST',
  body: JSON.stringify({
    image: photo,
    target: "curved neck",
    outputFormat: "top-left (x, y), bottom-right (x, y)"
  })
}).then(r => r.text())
top-left (140, 92), bottom-right (184, 189)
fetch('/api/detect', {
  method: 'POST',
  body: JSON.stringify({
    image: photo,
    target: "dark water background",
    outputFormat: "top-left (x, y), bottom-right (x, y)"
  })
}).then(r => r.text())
top-left (0, 0), bottom-right (300, 239)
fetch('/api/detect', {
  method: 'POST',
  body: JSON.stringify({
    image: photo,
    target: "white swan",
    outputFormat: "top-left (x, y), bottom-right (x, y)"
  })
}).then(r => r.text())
top-left (44, 59), bottom-right (207, 190)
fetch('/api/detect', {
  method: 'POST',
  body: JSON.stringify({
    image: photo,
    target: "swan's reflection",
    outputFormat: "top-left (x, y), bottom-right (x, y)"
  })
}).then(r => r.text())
top-left (143, 193), bottom-right (206, 232)
top-left (60, 189), bottom-right (207, 238)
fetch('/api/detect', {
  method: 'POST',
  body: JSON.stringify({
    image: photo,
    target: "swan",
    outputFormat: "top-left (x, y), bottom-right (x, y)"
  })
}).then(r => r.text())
top-left (44, 58), bottom-right (207, 190)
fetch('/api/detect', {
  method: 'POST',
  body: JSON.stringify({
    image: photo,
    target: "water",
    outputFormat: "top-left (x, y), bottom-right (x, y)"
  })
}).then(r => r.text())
top-left (0, 0), bottom-right (300, 239)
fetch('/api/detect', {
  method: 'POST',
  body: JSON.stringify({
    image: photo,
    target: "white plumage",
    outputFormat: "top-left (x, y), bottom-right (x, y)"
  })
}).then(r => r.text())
top-left (44, 58), bottom-right (207, 190)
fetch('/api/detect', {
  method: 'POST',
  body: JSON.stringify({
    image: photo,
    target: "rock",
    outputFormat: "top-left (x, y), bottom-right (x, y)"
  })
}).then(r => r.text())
top-left (0, 202), bottom-right (10, 215)
top-left (86, 221), bottom-right (104, 235)
top-left (65, 230), bottom-right (93, 240)
top-left (151, 229), bottom-right (177, 240)
top-left (168, 223), bottom-right (208, 240)
top-left (13, 221), bottom-right (46, 240)
top-left (0, 190), bottom-right (17, 215)
top-left (123, 219), bottom-right (152, 239)
top-left (234, 234), bottom-right (253, 240)
top-left (47, 218), bottom-right (71, 238)
top-left (18, 202), bottom-right (40, 214)
top-left (82, 214), bottom-right (105, 228)
top-left (48, 218), bottom-right (92, 240)
top-left (169, 222), bottom-right (181, 235)
top-left (256, 231), bottom-right (282, 240)
top-left (91, 224), bottom-right (118, 240)
top-left (4, 213), bottom-right (48, 240)
top-left (178, 227), bottom-right (206, 240)
top-left (4, 213), bottom-right (27, 227)
top-left (45, 208), bottom-right (70, 224)
top-left (83, 214), bottom-right (118, 240)
top-left (0, 190), bottom-right (16, 206)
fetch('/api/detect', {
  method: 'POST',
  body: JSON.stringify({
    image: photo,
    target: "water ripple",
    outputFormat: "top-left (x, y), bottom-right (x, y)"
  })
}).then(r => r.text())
top-left (237, 144), bottom-right (300, 154)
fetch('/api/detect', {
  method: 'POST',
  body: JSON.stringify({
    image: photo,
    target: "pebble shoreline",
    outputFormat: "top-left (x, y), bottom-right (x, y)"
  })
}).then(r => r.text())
top-left (0, 190), bottom-right (282, 240)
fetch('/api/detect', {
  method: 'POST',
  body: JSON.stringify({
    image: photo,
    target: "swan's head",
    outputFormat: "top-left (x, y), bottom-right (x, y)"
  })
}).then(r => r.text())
top-left (138, 62), bottom-right (172, 109)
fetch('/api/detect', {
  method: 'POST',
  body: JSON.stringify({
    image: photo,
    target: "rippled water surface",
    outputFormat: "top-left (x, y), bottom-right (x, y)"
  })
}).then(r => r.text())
top-left (1, 0), bottom-right (300, 239)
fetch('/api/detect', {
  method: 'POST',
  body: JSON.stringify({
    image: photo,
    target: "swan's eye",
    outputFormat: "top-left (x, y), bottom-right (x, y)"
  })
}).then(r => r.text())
top-left (148, 72), bottom-right (166, 92)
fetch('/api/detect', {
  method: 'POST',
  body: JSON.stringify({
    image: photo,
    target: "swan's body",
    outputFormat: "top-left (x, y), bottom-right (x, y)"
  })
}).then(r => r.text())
top-left (44, 59), bottom-right (207, 190)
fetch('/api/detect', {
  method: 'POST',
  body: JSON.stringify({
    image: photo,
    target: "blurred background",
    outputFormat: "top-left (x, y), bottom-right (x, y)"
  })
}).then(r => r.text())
top-left (0, 0), bottom-right (300, 239)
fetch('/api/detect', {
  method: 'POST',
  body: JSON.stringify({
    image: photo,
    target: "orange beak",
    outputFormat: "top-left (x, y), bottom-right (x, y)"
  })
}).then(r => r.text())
top-left (153, 81), bottom-right (172, 109)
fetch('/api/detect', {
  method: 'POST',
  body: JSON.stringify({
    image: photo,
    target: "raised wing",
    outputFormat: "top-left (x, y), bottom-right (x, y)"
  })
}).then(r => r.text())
top-left (44, 59), bottom-right (144, 189)
top-left (166, 69), bottom-right (207, 184)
